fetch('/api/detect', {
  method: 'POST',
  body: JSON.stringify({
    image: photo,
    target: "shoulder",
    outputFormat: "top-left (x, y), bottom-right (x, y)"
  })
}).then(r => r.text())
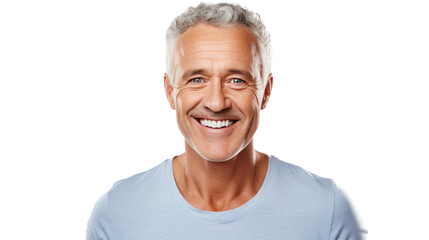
top-left (109, 159), bottom-right (169, 194)
top-left (270, 155), bottom-right (335, 193)
top-left (329, 184), bottom-right (365, 240)
top-left (103, 159), bottom-right (172, 208)
top-left (268, 156), bottom-right (336, 217)
top-left (268, 156), bottom-right (365, 239)
top-left (86, 192), bottom-right (112, 240)
top-left (86, 159), bottom-right (171, 239)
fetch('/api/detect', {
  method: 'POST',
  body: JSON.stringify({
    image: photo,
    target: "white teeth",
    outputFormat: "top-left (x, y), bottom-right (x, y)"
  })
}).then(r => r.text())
top-left (199, 119), bottom-right (235, 128)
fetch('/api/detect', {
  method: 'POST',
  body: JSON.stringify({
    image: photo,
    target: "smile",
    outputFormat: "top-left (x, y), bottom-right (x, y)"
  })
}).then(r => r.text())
top-left (198, 119), bottom-right (236, 129)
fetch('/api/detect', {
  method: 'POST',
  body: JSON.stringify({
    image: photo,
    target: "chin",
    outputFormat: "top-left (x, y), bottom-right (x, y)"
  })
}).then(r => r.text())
top-left (200, 152), bottom-right (238, 163)
top-left (189, 141), bottom-right (249, 163)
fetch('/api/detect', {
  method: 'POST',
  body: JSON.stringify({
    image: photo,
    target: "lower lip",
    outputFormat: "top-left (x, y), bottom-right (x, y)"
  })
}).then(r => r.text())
top-left (194, 118), bottom-right (237, 133)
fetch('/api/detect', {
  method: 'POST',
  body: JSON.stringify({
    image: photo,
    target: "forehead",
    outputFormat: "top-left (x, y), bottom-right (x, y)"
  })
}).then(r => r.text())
top-left (175, 24), bottom-right (260, 76)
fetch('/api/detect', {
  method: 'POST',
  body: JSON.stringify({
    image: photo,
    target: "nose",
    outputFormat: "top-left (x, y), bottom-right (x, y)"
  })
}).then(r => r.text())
top-left (204, 79), bottom-right (231, 112)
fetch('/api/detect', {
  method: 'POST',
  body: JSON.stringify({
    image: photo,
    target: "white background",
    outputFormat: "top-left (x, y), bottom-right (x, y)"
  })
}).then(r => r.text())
top-left (1, 0), bottom-right (428, 239)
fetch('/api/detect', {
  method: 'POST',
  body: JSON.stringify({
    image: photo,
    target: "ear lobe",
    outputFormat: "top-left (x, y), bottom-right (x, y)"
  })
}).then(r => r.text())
top-left (164, 74), bottom-right (176, 110)
top-left (261, 74), bottom-right (273, 110)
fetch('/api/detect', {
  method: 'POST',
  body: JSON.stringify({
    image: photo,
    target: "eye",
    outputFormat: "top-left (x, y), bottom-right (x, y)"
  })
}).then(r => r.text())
top-left (231, 78), bottom-right (244, 84)
top-left (188, 77), bottom-right (203, 84)
top-left (227, 78), bottom-right (247, 89)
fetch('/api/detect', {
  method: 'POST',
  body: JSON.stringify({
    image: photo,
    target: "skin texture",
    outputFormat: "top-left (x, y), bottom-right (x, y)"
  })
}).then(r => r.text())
top-left (164, 24), bottom-right (273, 211)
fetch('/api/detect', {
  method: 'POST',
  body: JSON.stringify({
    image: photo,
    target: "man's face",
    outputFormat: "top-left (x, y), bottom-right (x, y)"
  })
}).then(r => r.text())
top-left (165, 24), bottom-right (272, 162)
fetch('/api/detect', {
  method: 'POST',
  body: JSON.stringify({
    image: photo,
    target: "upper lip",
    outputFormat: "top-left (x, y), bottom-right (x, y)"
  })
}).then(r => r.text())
top-left (193, 116), bottom-right (239, 121)
top-left (190, 110), bottom-right (242, 121)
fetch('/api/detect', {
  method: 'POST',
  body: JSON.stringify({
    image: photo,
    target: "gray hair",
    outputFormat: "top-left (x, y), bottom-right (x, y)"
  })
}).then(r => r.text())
top-left (166, 2), bottom-right (272, 86)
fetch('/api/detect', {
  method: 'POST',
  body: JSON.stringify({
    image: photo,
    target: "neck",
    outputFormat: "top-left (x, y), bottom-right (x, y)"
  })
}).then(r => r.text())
top-left (172, 140), bottom-right (268, 211)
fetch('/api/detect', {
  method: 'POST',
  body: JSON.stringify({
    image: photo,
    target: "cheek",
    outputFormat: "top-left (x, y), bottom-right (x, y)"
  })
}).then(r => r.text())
top-left (228, 88), bottom-right (263, 112)
top-left (174, 88), bottom-right (201, 116)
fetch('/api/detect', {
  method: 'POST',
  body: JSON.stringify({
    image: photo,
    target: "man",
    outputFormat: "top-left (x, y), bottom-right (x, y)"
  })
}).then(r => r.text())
top-left (87, 3), bottom-right (364, 239)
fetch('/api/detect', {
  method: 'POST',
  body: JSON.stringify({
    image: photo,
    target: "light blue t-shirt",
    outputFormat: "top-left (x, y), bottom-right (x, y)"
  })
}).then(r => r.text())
top-left (87, 155), bottom-right (364, 240)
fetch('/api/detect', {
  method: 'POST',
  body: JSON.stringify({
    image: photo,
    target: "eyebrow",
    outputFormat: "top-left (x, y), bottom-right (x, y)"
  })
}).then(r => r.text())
top-left (227, 69), bottom-right (253, 81)
top-left (181, 69), bottom-right (207, 80)
top-left (181, 68), bottom-right (254, 81)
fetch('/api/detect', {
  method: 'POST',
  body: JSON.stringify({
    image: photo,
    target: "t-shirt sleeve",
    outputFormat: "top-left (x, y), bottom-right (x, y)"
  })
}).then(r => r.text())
top-left (329, 184), bottom-right (366, 240)
top-left (86, 193), bottom-right (113, 240)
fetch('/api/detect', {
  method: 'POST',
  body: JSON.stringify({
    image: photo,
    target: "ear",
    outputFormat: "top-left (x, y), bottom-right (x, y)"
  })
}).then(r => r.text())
top-left (164, 73), bottom-right (175, 110)
top-left (261, 73), bottom-right (273, 110)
